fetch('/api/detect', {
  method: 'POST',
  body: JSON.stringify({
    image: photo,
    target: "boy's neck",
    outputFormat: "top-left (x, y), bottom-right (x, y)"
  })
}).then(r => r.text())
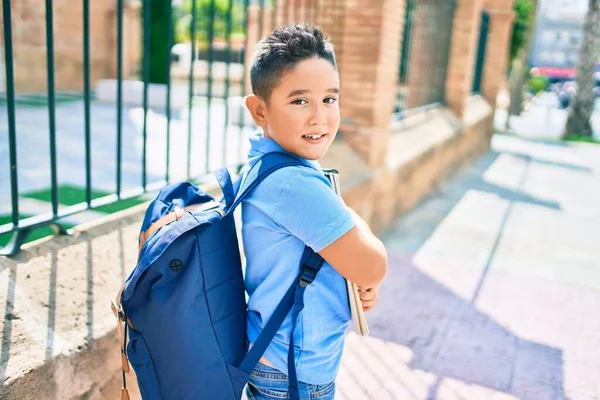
top-left (260, 131), bottom-right (306, 160)
top-left (256, 130), bottom-right (324, 165)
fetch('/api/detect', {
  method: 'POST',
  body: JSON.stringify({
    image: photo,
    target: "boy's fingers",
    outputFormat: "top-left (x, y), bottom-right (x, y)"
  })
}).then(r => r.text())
top-left (360, 298), bottom-right (376, 307)
top-left (359, 292), bottom-right (373, 301)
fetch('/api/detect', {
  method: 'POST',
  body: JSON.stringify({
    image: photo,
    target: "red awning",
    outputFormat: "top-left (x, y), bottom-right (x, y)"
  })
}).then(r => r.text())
top-left (535, 67), bottom-right (576, 79)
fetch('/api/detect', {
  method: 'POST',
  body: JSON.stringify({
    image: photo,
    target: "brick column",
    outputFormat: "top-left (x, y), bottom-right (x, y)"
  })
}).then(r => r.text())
top-left (108, 1), bottom-right (142, 80)
top-left (275, 0), bottom-right (319, 26)
top-left (123, 2), bottom-right (142, 79)
top-left (337, 0), bottom-right (405, 167)
top-left (481, 0), bottom-right (516, 109)
top-left (315, 0), bottom-right (346, 56)
top-left (445, 0), bottom-right (484, 119)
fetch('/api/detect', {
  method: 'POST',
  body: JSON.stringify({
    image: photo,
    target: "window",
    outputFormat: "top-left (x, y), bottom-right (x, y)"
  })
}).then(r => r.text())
top-left (542, 30), bottom-right (556, 45)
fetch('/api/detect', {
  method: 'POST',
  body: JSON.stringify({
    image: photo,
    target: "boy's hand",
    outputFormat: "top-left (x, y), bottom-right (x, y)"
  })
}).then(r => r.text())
top-left (358, 285), bottom-right (379, 312)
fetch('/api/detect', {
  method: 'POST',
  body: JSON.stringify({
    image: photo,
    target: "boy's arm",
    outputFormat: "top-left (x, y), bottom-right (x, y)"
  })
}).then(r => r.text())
top-left (266, 168), bottom-right (387, 288)
top-left (318, 207), bottom-right (387, 289)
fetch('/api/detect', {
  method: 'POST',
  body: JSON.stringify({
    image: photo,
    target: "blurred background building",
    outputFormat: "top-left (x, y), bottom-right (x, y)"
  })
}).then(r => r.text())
top-left (528, 0), bottom-right (599, 82)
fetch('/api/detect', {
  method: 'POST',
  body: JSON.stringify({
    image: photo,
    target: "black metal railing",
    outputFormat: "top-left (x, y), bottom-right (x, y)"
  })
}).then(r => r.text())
top-left (1, 0), bottom-right (464, 255)
top-left (395, 0), bottom-right (456, 117)
top-left (0, 0), bottom-right (332, 255)
top-left (0, 0), bottom-right (271, 255)
top-left (473, 10), bottom-right (490, 94)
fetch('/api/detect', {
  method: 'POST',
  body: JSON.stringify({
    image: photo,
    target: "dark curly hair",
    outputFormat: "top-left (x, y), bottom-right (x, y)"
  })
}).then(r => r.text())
top-left (249, 23), bottom-right (337, 103)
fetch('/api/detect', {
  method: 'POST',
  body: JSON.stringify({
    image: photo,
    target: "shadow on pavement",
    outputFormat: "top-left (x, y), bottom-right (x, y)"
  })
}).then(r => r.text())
top-left (369, 138), bottom-right (571, 399)
top-left (368, 252), bottom-right (567, 399)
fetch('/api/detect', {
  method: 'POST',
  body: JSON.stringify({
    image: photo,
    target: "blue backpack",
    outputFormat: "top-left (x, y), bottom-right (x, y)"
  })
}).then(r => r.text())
top-left (111, 152), bottom-right (325, 400)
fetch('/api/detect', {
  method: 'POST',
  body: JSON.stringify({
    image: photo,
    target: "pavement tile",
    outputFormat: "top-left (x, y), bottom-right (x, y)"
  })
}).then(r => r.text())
top-left (338, 133), bottom-right (600, 399)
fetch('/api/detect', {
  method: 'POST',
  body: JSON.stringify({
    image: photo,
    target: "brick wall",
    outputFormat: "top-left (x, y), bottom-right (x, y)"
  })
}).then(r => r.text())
top-left (0, 0), bottom-right (141, 94)
top-left (445, 0), bottom-right (484, 119)
top-left (337, 0), bottom-right (405, 167)
top-left (245, 0), bottom-right (346, 96)
top-left (481, 1), bottom-right (516, 109)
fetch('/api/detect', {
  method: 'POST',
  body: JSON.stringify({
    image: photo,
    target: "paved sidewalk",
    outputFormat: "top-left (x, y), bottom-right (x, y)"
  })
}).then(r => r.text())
top-left (336, 134), bottom-right (600, 399)
top-left (494, 92), bottom-right (600, 139)
top-left (0, 98), bottom-right (255, 214)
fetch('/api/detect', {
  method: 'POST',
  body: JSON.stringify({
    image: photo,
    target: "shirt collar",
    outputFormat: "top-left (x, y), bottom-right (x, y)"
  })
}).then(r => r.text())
top-left (248, 132), bottom-right (321, 170)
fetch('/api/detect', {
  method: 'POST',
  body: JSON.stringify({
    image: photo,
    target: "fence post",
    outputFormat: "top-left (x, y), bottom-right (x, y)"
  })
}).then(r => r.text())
top-left (481, 1), bottom-right (516, 110)
top-left (336, 0), bottom-right (405, 168)
top-left (404, 0), bottom-right (456, 109)
top-left (244, 5), bottom-right (261, 96)
top-left (445, 0), bottom-right (484, 119)
top-left (108, 1), bottom-right (142, 79)
top-left (472, 11), bottom-right (490, 94)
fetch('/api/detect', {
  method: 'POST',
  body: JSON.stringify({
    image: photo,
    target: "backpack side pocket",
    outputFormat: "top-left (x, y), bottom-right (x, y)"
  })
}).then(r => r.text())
top-left (127, 329), bottom-right (162, 400)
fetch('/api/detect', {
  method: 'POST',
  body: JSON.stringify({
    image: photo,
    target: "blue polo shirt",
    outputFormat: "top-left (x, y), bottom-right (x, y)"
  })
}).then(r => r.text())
top-left (241, 133), bottom-right (355, 385)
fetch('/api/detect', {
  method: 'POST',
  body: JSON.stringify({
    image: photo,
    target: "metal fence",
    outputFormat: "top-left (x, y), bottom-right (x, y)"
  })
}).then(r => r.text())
top-left (1, 0), bottom-right (463, 255)
top-left (473, 10), bottom-right (490, 94)
top-left (0, 0), bottom-right (262, 256)
top-left (0, 0), bottom-right (340, 256)
top-left (395, 0), bottom-right (456, 117)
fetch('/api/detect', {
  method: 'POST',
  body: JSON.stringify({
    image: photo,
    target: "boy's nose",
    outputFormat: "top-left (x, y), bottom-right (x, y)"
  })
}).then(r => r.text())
top-left (309, 105), bottom-right (327, 126)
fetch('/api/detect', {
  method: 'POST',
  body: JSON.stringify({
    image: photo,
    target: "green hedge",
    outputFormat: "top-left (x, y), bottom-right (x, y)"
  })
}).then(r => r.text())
top-left (527, 76), bottom-right (549, 94)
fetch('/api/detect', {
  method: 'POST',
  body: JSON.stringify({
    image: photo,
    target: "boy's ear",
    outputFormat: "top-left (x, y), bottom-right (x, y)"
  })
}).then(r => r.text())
top-left (245, 94), bottom-right (268, 127)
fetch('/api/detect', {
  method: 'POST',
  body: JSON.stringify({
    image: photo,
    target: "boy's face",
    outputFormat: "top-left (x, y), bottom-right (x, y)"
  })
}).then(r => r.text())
top-left (250, 57), bottom-right (340, 160)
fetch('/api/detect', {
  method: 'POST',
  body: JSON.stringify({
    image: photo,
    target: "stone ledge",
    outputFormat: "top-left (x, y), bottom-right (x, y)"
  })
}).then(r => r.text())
top-left (0, 182), bottom-right (223, 400)
top-left (0, 204), bottom-right (144, 399)
top-left (371, 97), bottom-right (493, 232)
top-left (321, 138), bottom-right (376, 221)
top-left (0, 162), bottom-right (369, 399)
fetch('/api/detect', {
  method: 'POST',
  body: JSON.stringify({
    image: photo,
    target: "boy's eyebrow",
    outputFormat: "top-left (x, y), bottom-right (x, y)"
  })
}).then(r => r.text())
top-left (287, 88), bottom-right (340, 97)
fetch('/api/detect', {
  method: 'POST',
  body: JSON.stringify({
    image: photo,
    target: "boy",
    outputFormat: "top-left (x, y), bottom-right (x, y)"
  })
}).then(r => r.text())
top-left (242, 24), bottom-right (388, 400)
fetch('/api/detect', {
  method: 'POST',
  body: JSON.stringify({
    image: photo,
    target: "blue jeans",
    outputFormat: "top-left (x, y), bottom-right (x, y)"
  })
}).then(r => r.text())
top-left (245, 362), bottom-right (336, 400)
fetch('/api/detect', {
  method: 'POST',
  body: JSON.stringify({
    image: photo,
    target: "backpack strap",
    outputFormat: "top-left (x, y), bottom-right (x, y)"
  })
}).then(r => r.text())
top-left (213, 167), bottom-right (235, 207)
top-left (137, 201), bottom-right (221, 254)
top-left (221, 152), bottom-right (325, 398)
top-left (286, 248), bottom-right (325, 400)
top-left (239, 246), bottom-right (325, 400)
top-left (223, 152), bottom-right (311, 215)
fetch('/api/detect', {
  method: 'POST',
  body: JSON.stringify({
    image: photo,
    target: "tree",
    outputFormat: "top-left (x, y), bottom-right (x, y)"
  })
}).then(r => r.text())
top-left (506, 0), bottom-right (537, 125)
top-left (509, 0), bottom-right (537, 63)
top-left (144, 0), bottom-right (176, 84)
top-left (564, 0), bottom-right (600, 137)
top-left (177, 0), bottom-right (246, 49)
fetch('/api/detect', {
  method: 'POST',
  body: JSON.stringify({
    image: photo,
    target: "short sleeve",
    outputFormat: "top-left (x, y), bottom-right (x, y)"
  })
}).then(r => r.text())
top-left (272, 168), bottom-right (356, 252)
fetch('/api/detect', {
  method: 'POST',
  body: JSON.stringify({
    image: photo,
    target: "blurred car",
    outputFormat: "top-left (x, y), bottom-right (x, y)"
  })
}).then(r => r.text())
top-left (558, 90), bottom-right (571, 109)
top-left (557, 81), bottom-right (578, 109)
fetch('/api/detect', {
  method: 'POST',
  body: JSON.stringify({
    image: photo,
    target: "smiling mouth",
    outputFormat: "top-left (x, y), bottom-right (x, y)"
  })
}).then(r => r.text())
top-left (302, 134), bottom-right (326, 140)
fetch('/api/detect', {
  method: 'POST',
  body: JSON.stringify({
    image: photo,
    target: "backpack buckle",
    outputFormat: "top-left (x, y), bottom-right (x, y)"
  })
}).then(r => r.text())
top-left (111, 300), bottom-right (126, 322)
top-left (299, 265), bottom-right (317, 288)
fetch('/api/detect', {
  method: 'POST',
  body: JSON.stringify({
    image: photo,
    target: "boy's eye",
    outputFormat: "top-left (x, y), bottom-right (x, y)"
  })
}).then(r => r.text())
top-left (292, 99), bottom-right (307, 105)
top-left (324, 97), bottom-right (338, 104)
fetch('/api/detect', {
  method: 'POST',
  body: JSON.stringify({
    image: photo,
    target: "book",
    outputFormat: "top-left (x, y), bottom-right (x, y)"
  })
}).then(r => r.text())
top-left (322, 169), bottom-right (370, 337)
